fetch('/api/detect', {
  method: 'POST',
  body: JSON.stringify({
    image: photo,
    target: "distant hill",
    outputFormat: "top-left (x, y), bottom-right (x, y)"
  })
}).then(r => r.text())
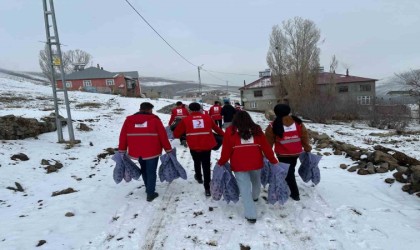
top-left (139, 76), bottom-right (240, 98)
top-left (375, 76), bottom-right (412, 97)
top-left (0, 68), bottom-right (49, 85)
top-left (0, 67), bottom-right (241, 98)
top-left (375, 76), bottom-right (418, 105)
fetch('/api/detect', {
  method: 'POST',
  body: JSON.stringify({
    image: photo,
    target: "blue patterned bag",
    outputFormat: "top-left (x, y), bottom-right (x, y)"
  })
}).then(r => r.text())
top-left (298, 152), bottom-right (322, 185)
top-left (158, 149), bottom-right (187, 183)
top-left (267, 163), bottom-right (290, 205)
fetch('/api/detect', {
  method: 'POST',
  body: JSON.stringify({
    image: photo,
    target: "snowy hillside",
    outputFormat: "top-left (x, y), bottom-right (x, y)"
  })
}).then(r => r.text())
top-left (0, 75), bottom-right (419, 249)
top-left (375, 76), bottom-right (411, 97)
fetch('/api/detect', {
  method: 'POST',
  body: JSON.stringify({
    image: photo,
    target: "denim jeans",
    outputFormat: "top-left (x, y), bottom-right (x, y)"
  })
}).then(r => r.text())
top-left (138, 157), bottom-right (159, 196)
top-left (234, 170), bottom-right (261, 220)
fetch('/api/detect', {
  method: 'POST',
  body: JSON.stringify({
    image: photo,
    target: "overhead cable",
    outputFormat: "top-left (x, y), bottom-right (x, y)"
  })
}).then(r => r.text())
top-left (202, 69), bottom-right (258, 77)
top-left (123, 0), bottom-right (197, 68)
top-left (123, 0), bottom-right (258, 81)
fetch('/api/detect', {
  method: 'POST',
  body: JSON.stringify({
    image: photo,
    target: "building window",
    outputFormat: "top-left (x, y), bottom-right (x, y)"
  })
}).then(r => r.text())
top-left (106, 79), bottom-right (114, 86)
top-left (65, 81), bottom-right (72, 88)
top-left (338, 86), bottom-right (348, 93)
top-left (360, 84), bottom-right (371, 92)
top-left (254, 90), bottom-right (263, 97)
top-left (357, 96), bottom-right (371, 105)
top-left (250, 102), bottom-right (257, 108)
top-left (83, 80), bottom-right (92, 87)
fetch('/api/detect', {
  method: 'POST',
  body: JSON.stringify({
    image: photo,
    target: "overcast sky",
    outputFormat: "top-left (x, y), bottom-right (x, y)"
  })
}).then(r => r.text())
top-left (1, 0), bottom-right (419, 86)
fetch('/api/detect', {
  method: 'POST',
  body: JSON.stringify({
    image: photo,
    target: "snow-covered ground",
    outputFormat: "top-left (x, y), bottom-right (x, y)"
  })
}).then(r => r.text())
top-left (1, 76), bottom-right (419, 250)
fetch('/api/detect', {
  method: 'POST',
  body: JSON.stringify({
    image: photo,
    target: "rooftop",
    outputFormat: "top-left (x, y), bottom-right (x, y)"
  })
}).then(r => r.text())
top-left (64, 67), bottom-right (139, 80)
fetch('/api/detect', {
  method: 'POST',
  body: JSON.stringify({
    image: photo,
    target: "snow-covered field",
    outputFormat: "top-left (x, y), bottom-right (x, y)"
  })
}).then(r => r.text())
top-left (0, 76), bottom-right (419, 250)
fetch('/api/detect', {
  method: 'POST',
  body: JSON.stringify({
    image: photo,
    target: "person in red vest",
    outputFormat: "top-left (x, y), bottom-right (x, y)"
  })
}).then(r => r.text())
top-left (209, 101), bottom-right (223, 128)
top-left (119, 102), bottom-right (173, 202)
top-left (168, 101), bottom-right (189, 126)
top-left (265, 104), bottom-right (312, 201)
top-left (173, 102), bottom-right (224, 196)
top-left (218, 110), bottom-right (279, 223)
top-left (168, 101), bottom-right (190, 147)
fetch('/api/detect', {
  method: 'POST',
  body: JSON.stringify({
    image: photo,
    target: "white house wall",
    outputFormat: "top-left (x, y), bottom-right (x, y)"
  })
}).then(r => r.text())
top-left (242, 87), bottom-right (277, 111)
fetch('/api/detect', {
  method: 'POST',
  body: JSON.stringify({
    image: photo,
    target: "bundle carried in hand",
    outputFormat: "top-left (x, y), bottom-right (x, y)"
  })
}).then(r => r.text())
top-left (210, 163), bottom-right (239, 204)
top-left (298, 152), bottom-right (322, 185)
top-left (165, 126), bottom-right (174, 140)
top-left (267, 162), bottom-right (290, 205)
top-left (261, 157), bottom-right (271, 188)
top-left (158, 148), bottom-right (187, 183)
top-left (112, 153), bottom-right (141, 184)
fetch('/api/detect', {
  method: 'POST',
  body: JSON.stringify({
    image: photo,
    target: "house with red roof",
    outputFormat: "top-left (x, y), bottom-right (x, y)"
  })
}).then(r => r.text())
top-left (239, 69), bottom-right (377, 112)
top-left (56, 65), bottom-right (141, 97)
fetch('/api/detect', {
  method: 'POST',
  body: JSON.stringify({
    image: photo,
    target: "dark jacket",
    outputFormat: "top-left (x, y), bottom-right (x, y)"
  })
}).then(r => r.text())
top-left (221, 104), bottom-right (236, 123)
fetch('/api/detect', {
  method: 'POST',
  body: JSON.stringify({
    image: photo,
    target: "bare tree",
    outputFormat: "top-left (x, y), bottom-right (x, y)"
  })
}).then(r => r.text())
top-left (326, 55), bottom-right (339, 97)
top-left (267, 17), bottom-right (321, 116)
top-left (395, 69), bottom-right (420, 95)
top-left (39, 45), bottom-right (72, 83)
top-left (395, 69), bottom-right (420, 123)
top-left (66, 49), bottom-right (92, 70)
top-left (329, 55), bottom-right (338, 73)
top-left (39, 46), bottom-right (93, 83)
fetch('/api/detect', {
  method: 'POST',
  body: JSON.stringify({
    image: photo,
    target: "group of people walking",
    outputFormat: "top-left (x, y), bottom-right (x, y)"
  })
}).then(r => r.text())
top-left (118, 100), bottom-right (311, 223)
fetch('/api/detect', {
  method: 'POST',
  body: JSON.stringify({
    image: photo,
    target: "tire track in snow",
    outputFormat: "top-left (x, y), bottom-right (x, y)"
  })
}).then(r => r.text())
top-left (140, 147), bottom-right (190, 249)
top-left (141, 183), bottom-right (176, 250)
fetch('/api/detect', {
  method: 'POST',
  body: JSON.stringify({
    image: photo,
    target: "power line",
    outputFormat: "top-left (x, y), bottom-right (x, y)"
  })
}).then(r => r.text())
top-left (123, 0), bottom-right (197, 68)
top-left (123, 0), bottom-right (259, 81)
top-left (201, 69), bottom-right (231, 84)
top-left (203, 69), bottom-right (258, 77)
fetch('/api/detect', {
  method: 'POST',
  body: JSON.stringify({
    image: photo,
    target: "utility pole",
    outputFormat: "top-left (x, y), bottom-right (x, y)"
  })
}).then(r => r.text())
top-left (197, 65), bottom-right (202, 101)
top-left (226, 81), bottom-right (229, 95)
top-left (42, 0), bottom-right (78, 144)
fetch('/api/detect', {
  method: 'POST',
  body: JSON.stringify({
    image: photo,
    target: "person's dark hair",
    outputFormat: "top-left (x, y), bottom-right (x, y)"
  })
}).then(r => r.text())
top-left (140, 102), bottom-right (154, 111)
top-left (176, 101), bottom-right (183, 106)
top-left (272, 104), bottom-right (302, 137)
top-left (214, 101), bottom-right (220, 105)
top-left (224, 101), bottom-right (230, 105)
top-left (189, 102), bottom-right (201, 111)
top-left (232, 111), bottom-right (262, 140)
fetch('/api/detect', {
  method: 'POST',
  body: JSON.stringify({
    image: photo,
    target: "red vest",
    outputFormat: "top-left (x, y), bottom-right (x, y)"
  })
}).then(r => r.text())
top-left (270, 122), bottom-right (303, 156)
top-left (168, 106), bottom-right (189, 125)
top-left (229, 134), bottom-right (264, 171)
top-left (218, 126), bottom-right (278, 171)
top-left (119, 114), bottom-right (172, 160)
top-left (209, 105), bottom-right (222, 120)
top-left (183, 113), bottom-right (216, 151)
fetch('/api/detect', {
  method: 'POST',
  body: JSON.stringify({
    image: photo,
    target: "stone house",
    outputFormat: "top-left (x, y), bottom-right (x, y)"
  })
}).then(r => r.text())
top-left (239, 69), bottom-right (377, 113)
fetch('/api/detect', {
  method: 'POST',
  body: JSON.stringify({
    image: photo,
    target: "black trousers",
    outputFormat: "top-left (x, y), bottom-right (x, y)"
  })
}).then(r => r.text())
top-left (277, 155), bottom-right (299, 198)
top-left (214, 119), bottom-right (222, 128)
top-left (190, 150), bottom-right (211, 190)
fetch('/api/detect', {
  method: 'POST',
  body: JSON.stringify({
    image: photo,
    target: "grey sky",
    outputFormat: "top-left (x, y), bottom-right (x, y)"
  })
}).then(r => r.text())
top-left (1, 0), bottom-right (419, 86)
